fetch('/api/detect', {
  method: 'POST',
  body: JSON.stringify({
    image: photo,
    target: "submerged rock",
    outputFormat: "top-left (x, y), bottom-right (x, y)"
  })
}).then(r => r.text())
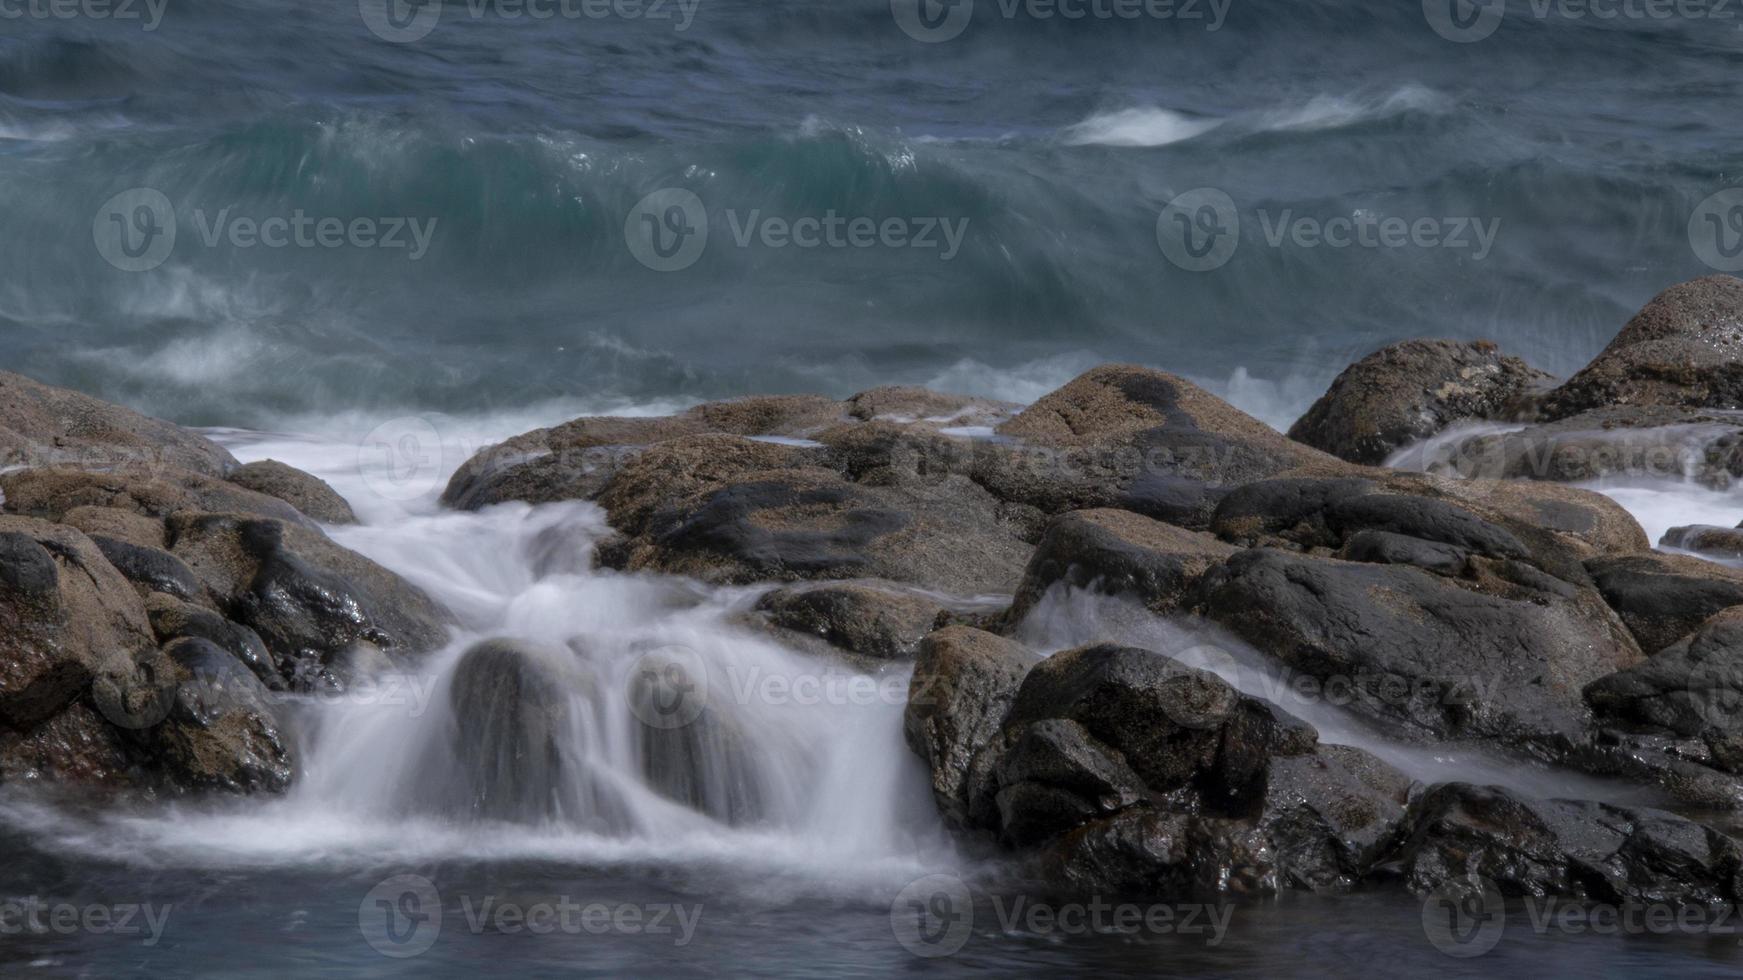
top-left (1663, 524), bottom-right (1743, 561)
top-left (1418, 406), bottom-right (1743, 489)
top-left (1288, 339), bottom-right (1552, 465)
top-left (449, 638), bottom-right (574, 821)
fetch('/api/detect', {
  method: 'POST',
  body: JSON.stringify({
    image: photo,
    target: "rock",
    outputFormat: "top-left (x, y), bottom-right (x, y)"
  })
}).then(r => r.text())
top-left (1042, 742), bottom-right (1414, 897)
top-left (0, 518), bottom-right (154, 730)
top-left (754, 581), bottom-right (944, 660)
top-left (0, 702), bottom-right (134, 787)
top-left (143, 593), bottom-right (281, 690)
top-left (903, 626), bottom-right (1037, 829)
top-left (594, 434), bottom-right (1032, 596)
top-left (0, 465), bottom-right (311, 528)
top-left (1586, 607), bottom-right (1743, 771)
top-left (59, 505), bottom-right (167, 549)
top-left (1392, 782), bottom-right (1743, 905)
top-left (142, 637), bottom-right (294, 794)
top-left (166, 513), bottom-right (452, 686)
top-left (844, 386), bottom-right (1016, 427)
top-left (1663, 525), bottom-right (1743, 561)
top-left (449, 638), bottom-right (573, 821)
top-left (1208, 473), bottom-right (1646, 587)
top-left (0, 370), bottom-right (236, 478)
top-left (1586, 552), bottom-right (1743, 656)
top-left (1412, 406), bottom-right (1743, 489)
top-left (1544, 275), bottom-right (1743, 419)
top-left (1287, 339), bottom-right (1553, 465)
top-left (1009, 509), bottom-right (1236, 621)
top-left (89, 534), bottom-right (202, 601)
top-left (625, 645), bottom-right (765, 825)
top-left (1194, 547), bottom-right (1641, 747)
top-left (973, 365), bottom-right (1346, 529)
top-left (439, 396), bottom-right (845, 511)
top-left (227, 460), bottom-right (357, 524)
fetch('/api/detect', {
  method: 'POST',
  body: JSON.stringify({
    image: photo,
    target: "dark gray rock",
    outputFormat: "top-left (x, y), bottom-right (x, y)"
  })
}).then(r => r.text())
top-left (449, 638), bottom-right (572, 821)
top-left (1586, 552), bottom-right (1743, 656)
top-left (1587, 607), bottom-right (1743, 772)
top-left (90, 534), bottom-right (202, 601)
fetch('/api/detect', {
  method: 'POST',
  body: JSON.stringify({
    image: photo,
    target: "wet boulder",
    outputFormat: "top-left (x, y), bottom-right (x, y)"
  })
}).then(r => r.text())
top-left (449, 638), bottom-right (574, 821)
top-left (0, 701), bottom-right (135, 788)
top-left (1586, 607), bottom-right (1743, 772)
top-left (227, 460), bottom-right (357, 524)
top-left (0, 518), bottom-right (154, 731)
top-left (1287, 339), bottom-right (1552, 465)
top-left (89, 535), bottom-right (202, 602)
top-left (626, 645), bottom-right (765, 825)
top-left (1586, 552), bottom-right (1743, 656)
top-left (143, 593), bottom-right (281, 690)
top-left (1412, 406), bottom-right (1743, 489)
top-left (1008, 508), bottom-right (1236, 621)
top-left (0, 370), bottom-right (236, 478)
top-left (595, 434), bottom-right (1032, 596)
top-left (166, 513), bottom-right (452, 686)
top-left (1194, 548), bottom-right (1641, 747)
top-left (1663, 524), bottom-right (1743, 561)
top-left (1543, 275), bottom-right (1743, 420)
top-left (971, 365), bottom-right (1347, 530)
top-left (754, 580), bottom-right (945, 660)
top-left (1390, 782), bottom-right (1743, 905)
top-left (903, 626), bottom-right (1037, 829)
top-left (140, 637), bottom-right (294, 794)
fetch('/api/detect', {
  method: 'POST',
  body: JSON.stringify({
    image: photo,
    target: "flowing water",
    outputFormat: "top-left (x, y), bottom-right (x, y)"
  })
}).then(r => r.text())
top-left (2, 415), bottom-right (1740, 976)
top-left (5, 0), bottom-right (1743, 973)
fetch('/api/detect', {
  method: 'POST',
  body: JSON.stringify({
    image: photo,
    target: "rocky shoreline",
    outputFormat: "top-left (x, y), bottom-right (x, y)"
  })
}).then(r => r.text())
top-left (6, 275), bottom-right (1743, 910)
